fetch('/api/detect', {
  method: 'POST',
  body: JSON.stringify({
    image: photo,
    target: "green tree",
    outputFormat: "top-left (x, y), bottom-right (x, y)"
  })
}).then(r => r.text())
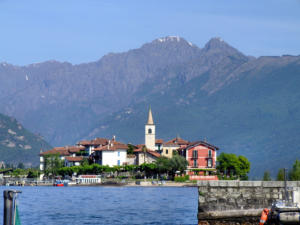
top-left (27, 169), bottom-right (40, 178)
top-left (17, 162), bottom-right (25, 169)
top-left (263, 171), bottom-right (271, 181)
top-left (169, 154), bottom-right (188, 177)
top-left (127, 144), bottom-right (135, 155)
top-left (81, 158), bottom-right (89, 166)
top-left (44, 154), bottom-right (64, 177)
top-left (217, 153), bottom-right (250, 180)
top-left (289, 160), bottom-right (300, 181)
top-left (276, 168), bottom-right (285, 181)
top-left (237, 155), bottom-right (250, 180)
top-left (139, 163), bottom-right (157, 177)
top-left (155, 156), bottom-right (171, 175)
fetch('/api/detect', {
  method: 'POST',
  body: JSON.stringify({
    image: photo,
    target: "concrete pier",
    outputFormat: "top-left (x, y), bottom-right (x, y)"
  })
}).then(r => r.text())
top-left (197, 181), bottom-right (300, 225)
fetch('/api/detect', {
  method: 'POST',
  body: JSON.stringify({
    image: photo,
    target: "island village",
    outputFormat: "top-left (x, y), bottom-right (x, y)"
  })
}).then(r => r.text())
top-left (39, 108), bottom-right (220, 185)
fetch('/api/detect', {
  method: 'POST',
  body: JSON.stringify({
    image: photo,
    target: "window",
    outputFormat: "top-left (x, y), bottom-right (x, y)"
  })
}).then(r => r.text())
top-left (117, 160), bottom-right (120, 166)
top-left (148, 128), bottom-right (152, 134)
top-left (166, 149), bottom-right (168, 154)
top-left (193, 159), bottom-right (198, 167)
top-left (208, 150), bottom-right (212, 158)
top-left (207, 159), bottom-right (212, 168)
top-left (192, 150), bottom-right (198, 158)
top-left (118, 151), bottom-right (120, 157)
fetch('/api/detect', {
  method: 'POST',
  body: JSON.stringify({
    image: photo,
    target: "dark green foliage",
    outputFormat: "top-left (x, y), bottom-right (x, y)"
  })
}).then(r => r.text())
top-left (7, 168), bottom-right (40, 178)
top-left (169, 154), bottom-right (188, 175)
top-left (27, 169), bottom-right (40, 178)
top-left (277, 168), bottom-right (285, 181)
top-left (17, 162), bottom-right (25, 169)
top-left (57, 164), bottom-right (140, 177)
top-left (155, 157), bottom-right (172, 174)
top-left (56, 155), bottom-right (188, 180)
top-left (217, 152), bottom-right (250, 180)
top-left (289, 160), bottom-right (300, 181)
top-left (174, 175), bottom-right (189, 182)
top-left (263, 171), bottom-right (271, 181)
top-left (127, 144), bottom-right (135, 155)
top-left (139, 163), bottom-right (157, 177)
top-left (44, 154), bottom-right (64, 177)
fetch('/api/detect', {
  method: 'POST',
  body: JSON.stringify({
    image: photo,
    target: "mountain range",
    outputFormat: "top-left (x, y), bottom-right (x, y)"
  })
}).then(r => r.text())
top-left (0, 113), bottom-right (52, 166)
top-left (0, 36), bottom-right (299, 177)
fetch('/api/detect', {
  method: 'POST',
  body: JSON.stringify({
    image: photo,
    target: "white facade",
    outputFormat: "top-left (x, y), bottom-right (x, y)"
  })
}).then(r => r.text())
top-left (145, 124), bottom-right (155, 150)
top-left (102, 149), bottom-right (127, 167)
top-left (136, 152), bottom-right (157, 165)
top-left (40, 156), bottom-right (44, 170)
top-left (145, 108), bottom-right (156, 150)
top-left (76, 175), bottom-right (101, 184)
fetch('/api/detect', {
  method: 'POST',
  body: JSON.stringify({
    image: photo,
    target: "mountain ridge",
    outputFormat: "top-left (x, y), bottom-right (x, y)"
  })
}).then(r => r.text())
top-left (0, 36), bottom-right (299, 177)
top-left (0, 113), bottom-right (52, 166)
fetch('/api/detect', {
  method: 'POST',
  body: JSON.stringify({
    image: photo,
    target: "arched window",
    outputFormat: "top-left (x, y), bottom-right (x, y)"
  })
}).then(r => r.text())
top-left (148, 128), bottom-right (152, 134)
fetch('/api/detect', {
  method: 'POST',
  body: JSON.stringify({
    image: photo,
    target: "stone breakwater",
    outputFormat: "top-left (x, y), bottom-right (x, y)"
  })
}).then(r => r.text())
top-left (197, 181), bottom-right (300, 225)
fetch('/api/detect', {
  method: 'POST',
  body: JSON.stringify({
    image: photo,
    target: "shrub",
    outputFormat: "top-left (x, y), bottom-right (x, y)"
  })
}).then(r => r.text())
top-left (174, 175), bottom-right (189, 182)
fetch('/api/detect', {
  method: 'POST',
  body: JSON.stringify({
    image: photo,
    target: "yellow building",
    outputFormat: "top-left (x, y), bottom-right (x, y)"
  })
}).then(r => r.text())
top-left (162, 137), bottom-right (189, 158)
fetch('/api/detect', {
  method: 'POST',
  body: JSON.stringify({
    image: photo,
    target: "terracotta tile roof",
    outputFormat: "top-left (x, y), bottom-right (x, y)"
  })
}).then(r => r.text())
top-left (77, 140), bottom-right (92, 145)
top-left (40, 147), bottom-right (69, 156)
top-left (164, 137), bottom-right (189, 146)
top-left (147, 150), bottom-right (161, 158)
top-left (94, 141), bottom-right (128, 151)
top-left (77, 138), bottom-right (109, 146)
top-left (136, 144), bottom-right (145, 148)
top-left (65, 156), bottom-right (84, 162)
top-left (40, 146), bottom-right (85, 156)
top-left (66, 146), bottom-right (85, 153)
top-left (186, 141), bottom-right (219, 150)
top-left (134, 148), bottom-right (161, 158)
top-left (93, 138), bottom-right (109, 145)
top-left (155, 139), bottom-right (164, 144)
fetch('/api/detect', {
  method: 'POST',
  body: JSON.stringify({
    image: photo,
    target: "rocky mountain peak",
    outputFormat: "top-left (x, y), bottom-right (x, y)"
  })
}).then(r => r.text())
top-left (203, 37), bottom-right (234, 51)
top-left (151, 36), bottom-right (196, 48)
top-left (201, 37), bottom-right (247, 61)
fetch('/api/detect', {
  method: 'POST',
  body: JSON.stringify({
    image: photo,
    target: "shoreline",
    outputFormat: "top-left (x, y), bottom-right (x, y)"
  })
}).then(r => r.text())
top-left (2, 181), bottom-right (198, 187)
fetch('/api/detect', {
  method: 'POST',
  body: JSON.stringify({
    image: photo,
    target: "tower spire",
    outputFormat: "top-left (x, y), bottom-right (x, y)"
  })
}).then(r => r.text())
top-left (147, 107), bottom-right (154, 125)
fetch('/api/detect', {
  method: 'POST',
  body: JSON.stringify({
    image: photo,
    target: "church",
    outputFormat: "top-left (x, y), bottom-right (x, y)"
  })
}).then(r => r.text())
top-left (144, 107), bottom-right (219, 180)
top-left (40, 107), bottom-right (219, 180)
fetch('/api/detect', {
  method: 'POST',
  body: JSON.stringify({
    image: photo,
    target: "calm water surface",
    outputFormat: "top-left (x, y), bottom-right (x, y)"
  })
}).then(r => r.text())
top-left (0, 186), bottom-right (198, 225)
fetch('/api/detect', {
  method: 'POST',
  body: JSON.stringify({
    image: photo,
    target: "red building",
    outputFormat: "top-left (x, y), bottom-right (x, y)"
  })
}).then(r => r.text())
top-left (178, 141), bottom-right (219, 180)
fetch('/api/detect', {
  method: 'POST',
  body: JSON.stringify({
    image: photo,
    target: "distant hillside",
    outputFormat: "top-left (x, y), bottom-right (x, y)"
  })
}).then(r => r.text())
top-left (0, 36), bottom-right (202, 146)
top-left (84, 42), bottom-right (300, 178)
top-left (0, 36), bottom-right (299, 177)
top-left (0, 113), bottom-right (52, 166)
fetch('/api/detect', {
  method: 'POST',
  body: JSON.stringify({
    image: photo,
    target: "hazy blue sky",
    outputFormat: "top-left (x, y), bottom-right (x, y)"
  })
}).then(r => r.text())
top-left (1, 0), bottom-right (300, 65)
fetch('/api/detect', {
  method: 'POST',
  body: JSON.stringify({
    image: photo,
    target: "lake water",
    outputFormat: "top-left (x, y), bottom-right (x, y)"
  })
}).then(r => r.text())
top-left (0, 186), bottom-right (198, 225)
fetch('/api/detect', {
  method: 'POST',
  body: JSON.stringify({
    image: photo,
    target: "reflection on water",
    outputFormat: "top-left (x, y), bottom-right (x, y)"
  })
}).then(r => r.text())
top-left (0, 186), bottom-right (198, 225)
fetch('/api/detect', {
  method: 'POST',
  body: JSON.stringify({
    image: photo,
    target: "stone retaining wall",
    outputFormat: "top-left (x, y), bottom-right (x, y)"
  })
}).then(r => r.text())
top-left (197, 181), bottom-right (300, 225)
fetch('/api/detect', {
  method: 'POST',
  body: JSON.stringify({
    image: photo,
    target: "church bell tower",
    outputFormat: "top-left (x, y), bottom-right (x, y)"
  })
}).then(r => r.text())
top-left (145, 107), bottom-right (155, 150)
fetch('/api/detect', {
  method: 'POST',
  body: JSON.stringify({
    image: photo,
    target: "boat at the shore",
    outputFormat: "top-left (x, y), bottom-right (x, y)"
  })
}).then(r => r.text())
top-left (53, 180), bottom-right (69, 187)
